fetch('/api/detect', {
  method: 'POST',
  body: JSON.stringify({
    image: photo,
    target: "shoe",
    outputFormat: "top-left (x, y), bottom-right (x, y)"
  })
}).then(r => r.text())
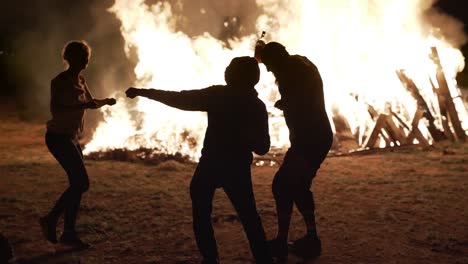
top-left (290, 233), bottom-right (321, 259)
top-left (39, 216), bottom-right (57, 244)
top-left (59, 232), bottom-right (90, 249)
top-left (267, 238), bottom-right (288, 263)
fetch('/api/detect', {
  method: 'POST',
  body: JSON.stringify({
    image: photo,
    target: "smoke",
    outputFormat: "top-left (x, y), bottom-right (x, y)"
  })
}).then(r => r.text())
top-left (6, 0), bottom-right (261, 136)
top-left (424, 0), bottom-right (468, 48)
top-left (6, 0), bottom-right (134, 141)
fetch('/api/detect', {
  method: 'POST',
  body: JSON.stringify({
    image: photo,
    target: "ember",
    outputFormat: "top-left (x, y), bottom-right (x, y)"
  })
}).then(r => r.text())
top-left (85, 147), bottom-right (193, 165)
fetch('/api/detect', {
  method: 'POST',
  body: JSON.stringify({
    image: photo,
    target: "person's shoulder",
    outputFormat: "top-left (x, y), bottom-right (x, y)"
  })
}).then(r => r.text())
top-left (207, 84), bottom-right (225, 90)
top-left (51, 71), bottom-right (69, 85)
top-left (204, 84), bottom-right (226, 94)
top-left (289, 55), bottom-right (313, 66)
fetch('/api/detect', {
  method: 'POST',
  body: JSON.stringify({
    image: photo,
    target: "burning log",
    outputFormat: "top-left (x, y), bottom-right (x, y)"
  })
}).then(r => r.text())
top-left (364, 114), bottom-right (389, 149)
top-left (406, 109), bottom-right (430, 147)
top-left (396, 70), bottom-right (446, 141)
top-left (430, 47), bottom-right (466, 142)
top-left (365, 106), bottom-right (407, 148)
top-left (430, 79), bottom-right (455, 141)
top-left (364, 107), bottom-right (429, 149)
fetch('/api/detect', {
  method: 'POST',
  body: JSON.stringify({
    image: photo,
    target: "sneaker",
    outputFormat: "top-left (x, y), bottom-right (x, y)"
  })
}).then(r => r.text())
top-left (290, 234), bottom-right (321, 259)
top-left (59, 232), bottom-right (90, 250)
top-left (39, 216), bottom-right (57, 244)
top-left (267, 238), bottom-right (288, 263)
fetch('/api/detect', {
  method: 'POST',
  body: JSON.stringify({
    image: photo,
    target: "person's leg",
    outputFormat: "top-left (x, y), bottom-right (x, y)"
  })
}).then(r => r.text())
top-left (42, 134), bottom-right (89, 245)
top-left (271, 154), bottom-right (295, 242)
top-left (190, 162), bottom-right (218, 262)
top-left (62, 142), bottom-right (89, 235)
top-left (269, 153), bottom-right (295, 261)
top-left (290, 150), bottom-right (329, 258)
top-left (292, 161), bottom-right (318, 237)
top-left (223, 167), bottom-right (273, 264)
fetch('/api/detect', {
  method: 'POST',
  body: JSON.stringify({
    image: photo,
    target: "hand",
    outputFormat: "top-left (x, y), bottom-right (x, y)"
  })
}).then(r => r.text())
top-left (106, 98), bottom-right (117, 106)
top-left (126, 87), bottom-right (140, 99)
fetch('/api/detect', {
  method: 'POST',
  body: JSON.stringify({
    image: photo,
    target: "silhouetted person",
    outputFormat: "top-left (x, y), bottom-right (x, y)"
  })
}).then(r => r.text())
top-left (125, 57), bottom-right (273, 264)
top-left (258, 42), bottom-right (333, 261)
top-left (39, 41), bottom-right (116, 248)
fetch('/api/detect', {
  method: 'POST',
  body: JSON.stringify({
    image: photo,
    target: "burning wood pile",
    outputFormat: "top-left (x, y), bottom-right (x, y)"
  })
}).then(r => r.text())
top-left (82, 1), bottom-right (468, 164)
top-left (355, 47), bottom-right (465, 150)
top-left (84, 46), bottom-right (467, 164)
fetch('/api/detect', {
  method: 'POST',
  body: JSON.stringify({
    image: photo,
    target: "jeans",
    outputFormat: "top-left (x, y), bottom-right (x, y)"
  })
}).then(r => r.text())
top-left (190, 157), bottom-right (272, 263)
top-left (45, 133), bottom-right (89, 232)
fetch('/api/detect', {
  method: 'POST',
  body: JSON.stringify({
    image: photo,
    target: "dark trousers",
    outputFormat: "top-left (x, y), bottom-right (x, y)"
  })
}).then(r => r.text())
top-left (272, 146), bottom-right (329, 227)
top-left (45, 133), bottom-right (89, 232)
top-left (190, 157), bottom-right (272, 263)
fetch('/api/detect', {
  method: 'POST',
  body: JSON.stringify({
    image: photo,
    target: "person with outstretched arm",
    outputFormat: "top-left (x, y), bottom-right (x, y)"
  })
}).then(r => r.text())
top-left (39, 40), bottom-right (116, 249)
top-left (125, 56), bottom-right (273, 264)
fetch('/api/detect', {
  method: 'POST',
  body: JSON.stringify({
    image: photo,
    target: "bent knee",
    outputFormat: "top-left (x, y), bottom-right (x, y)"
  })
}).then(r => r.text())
top-left (70, 178), bottom-right (89, 194)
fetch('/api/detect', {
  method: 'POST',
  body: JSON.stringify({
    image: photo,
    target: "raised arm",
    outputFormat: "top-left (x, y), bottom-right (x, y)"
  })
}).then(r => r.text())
top-left (125, 86), bottom-right (217, 111)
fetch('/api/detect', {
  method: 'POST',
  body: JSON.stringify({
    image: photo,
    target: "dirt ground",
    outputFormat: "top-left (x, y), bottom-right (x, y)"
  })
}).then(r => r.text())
top-left (1, 111), bottom-right (467, 264)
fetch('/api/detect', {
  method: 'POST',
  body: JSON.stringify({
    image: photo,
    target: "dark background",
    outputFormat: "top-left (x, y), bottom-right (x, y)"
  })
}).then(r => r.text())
top-left (0, 0), bottom-right (467, 120)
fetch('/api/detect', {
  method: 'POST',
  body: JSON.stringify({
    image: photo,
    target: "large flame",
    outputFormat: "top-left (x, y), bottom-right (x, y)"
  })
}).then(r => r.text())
top-left (84, 0), bottom-right (468, 159)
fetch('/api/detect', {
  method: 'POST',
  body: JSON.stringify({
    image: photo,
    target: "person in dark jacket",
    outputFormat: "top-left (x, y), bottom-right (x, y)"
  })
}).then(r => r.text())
top-left (258, 42), bottom-right (333, 261)
top-left (125, 56), bottom-right (273, 264)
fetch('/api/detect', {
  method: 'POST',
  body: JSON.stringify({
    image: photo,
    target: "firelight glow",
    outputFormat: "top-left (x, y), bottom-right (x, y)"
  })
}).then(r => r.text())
top-left (83, 0), bottom-right (468, 159)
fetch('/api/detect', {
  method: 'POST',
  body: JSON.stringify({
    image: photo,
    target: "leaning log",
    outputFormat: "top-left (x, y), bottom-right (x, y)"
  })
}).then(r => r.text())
top-left (396, 70), bottom-right (446, 141)
top-left (430, 47), bottom-right (466, 142)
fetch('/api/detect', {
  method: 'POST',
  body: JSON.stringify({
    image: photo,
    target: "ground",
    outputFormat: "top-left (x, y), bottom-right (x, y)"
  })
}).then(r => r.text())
top-left (1, 112), bottom-right (467, 264)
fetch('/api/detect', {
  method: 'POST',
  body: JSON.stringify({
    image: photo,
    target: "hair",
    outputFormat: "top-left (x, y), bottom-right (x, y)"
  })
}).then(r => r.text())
top-left (260, 41), bottom-right (289, 66)
top-left (62, 40), bottom-right (91, 64)
top-left (225, 56), bottom-right (260, 87)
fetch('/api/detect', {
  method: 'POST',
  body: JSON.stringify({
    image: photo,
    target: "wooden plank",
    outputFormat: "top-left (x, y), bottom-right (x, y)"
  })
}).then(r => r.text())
top-left (431, 81), bottom-right (455, 141)
top-left (407, 109), bottom-right (430, 147)
top-left (386, 115), bottom-right (407, 145)
top-left (407, 128), bottom-right (430, 147)
top-left (364, 114), bottom-right (388, 149)
top-left (430, 47), bottom-right (466, 142)
top-left (396, 70), bottom-right (446, 141)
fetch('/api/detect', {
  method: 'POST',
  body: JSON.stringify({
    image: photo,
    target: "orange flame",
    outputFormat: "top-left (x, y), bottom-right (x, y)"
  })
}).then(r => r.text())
top-left (84, 0), bottom-right (468, 159)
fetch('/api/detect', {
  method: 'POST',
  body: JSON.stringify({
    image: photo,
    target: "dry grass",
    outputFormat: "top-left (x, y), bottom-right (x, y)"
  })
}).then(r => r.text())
top-left (0, 113), bottom-right (467, 263)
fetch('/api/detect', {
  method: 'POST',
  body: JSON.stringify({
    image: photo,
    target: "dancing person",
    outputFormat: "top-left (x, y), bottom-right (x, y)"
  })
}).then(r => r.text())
top-left (125, 57), bottom-right (273, 264)
top-left (258, 42), bottom-right (333, 261)
top-left (39, 40), bottom-right (116, 248)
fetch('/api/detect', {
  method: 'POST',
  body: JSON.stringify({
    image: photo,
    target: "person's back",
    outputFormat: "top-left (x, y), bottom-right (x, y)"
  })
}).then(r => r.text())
top-left (276, 55), bottom-right (332, 152)
top-left (201, 84), bottom-right (269, 161)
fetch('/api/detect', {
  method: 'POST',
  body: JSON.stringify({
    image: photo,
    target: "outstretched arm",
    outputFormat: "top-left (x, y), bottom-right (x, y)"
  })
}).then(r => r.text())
top-left (125, 87), bottom-right (214, 111)
top-left (81, 76), bottom-right (116, 109)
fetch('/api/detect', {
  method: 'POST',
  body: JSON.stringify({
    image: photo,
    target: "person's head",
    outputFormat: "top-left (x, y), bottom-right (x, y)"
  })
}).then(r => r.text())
top-left (260, 42), bottom-right (289, 74)
top-left (224, 56), bottom-right (260, 87)
top-left (62, 40), bottom-right (92, 71)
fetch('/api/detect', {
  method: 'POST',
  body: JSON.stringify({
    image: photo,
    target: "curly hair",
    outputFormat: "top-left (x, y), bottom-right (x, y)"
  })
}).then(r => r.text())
top-left (62, 40), bottom-right (91, 64)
